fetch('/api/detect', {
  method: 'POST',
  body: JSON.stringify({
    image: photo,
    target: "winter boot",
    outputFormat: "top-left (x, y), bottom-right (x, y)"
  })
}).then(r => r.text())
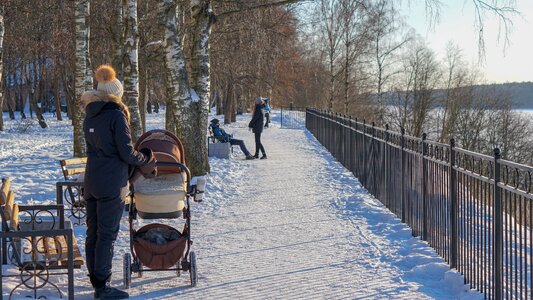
top-left (245, 155), bottom-right (255, 160)
top-left (253, 154), bottom-right (259, 159)
top-left (260, 154), bottom-right (267, 160)
top-left (94, 286), bottom-right (129, 300)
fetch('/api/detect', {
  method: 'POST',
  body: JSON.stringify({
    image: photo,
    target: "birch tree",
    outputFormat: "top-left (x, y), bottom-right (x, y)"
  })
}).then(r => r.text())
top-left (161, 0), bottom-right (202, 174)
top-left (85, 0), bottom-right (93, 91)
top-left (318, 0), bottom-right (342, 111)
top-left (189, 0), bottom-right (215, 174)
top-left (122, 0), bottom-right (143, 140)
top-left (73, 0), bottom-right (90, 157)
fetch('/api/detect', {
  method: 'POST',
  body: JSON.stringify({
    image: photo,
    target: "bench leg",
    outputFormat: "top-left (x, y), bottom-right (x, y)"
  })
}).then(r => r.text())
top-left (67, 233), bottom-right (74, 299)
top-left (1, 235), bottom-right (6, 265)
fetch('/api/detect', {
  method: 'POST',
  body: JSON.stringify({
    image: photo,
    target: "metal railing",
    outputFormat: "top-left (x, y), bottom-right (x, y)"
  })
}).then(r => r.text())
top-left (280, 106), bottom-right (306, 129)
top-left (306, 108), bottom-right (533, 300)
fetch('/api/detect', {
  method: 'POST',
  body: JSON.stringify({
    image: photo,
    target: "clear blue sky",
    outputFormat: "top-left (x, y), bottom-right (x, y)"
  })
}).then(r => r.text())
top-left (399, 0), bottom-right (533, 84)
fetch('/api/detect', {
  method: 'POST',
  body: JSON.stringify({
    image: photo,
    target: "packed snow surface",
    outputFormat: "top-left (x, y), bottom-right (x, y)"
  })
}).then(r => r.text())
top-left (0, 110), bottom-right (483, 299)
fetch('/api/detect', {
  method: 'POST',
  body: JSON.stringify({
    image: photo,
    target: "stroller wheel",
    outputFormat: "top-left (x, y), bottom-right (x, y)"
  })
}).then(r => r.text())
top-left (123, 253), bottom-right (132, 288)
top-left (189, 252), bottom-right (197, 287)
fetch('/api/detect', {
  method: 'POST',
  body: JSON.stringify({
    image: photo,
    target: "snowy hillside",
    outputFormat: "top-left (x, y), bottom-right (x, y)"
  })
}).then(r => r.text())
top-left (0, 111), bottom-right (483, 299)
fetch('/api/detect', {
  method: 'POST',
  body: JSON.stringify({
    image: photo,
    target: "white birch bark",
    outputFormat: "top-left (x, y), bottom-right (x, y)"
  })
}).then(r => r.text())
top-left (189, 0), bottom-right (214, 175)
top-left (73, 0), bottom-right (90, 157)
top-left (161, 0), bottom-right (194, 165)
top-left (113, 1), bottom-right (124, 79)
top-left (84, 0), bottom-right (93, 91)
top-left (123, 0), bottom-right (143, 140)
top-left (0, 6), bottom-right (4, 131)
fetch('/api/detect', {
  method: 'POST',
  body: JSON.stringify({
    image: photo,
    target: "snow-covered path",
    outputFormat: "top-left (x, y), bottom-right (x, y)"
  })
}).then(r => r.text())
top-left (0, 111), bottom-right (481, 299)
top-left (111, 113), bottom-right (480, 299)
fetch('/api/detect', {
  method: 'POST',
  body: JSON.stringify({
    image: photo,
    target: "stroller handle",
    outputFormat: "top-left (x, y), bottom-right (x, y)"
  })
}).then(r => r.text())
top-left (155, 161), bottom-right (191, 180)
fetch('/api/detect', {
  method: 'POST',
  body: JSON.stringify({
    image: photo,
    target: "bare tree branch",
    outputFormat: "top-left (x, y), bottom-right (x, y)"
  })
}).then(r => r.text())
top-left (215, 0), bottom-right (311, 19)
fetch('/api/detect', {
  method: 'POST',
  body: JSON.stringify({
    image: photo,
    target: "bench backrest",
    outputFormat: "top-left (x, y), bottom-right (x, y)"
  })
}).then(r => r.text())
top-left (208, 124), bottom-right (217, 143)
top-left (1, 178), bottom-right (19, 231)
top-left (60, 157), bottom-right (87, 181)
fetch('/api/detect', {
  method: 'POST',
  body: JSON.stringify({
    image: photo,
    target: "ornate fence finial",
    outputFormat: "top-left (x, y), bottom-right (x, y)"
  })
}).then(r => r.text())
top-left (494, 148), bottom-right (501, 158)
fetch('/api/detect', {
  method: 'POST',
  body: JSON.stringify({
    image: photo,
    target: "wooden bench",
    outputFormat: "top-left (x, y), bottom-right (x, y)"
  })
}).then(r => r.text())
top-left (0, 178), bottom-right (82, 299)
top-left (59, 157), bottom-right (87, 224)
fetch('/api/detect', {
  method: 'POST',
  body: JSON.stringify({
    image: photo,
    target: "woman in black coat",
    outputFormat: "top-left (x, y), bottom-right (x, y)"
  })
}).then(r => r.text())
top-left (82, 65), bottom-right (156, 299)
top-left (248, 98), bottom-right (267, 159)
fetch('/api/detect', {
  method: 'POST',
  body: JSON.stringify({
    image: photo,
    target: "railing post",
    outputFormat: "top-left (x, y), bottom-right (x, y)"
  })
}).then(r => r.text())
top-left (449, 138), bottom-right (458, 269)
top-left (281, 106), bottom-right (284, 129)
top-left (349, 116), bottom-right (353, 173)
top-left (493, 148), bottom-right (503, 300)
top-left (372, 122), bottom-right (376, 194)
top-left (422, 133), bottom-right (428, 241)
top-left (305, 108), bottom-right (308, 129)
top-left (343, 115), bottom-right (348, 168)
top-left (401, 127), bottom-right (406, 223)
top-left (385, 124), bottom-right (390, 209)
top-left (363, 120), bottom-right (367, 185)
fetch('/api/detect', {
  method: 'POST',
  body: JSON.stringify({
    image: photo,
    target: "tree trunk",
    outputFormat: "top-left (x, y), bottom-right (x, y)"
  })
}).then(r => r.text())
top-left (215, 90), bottom-right (223, 115)
top-left (85, 0), bottom-right (93, 91)
top-left (165, 98), bottom-right (175, 132)
top-left (139, 60), bottom-right (147, 130)
top-left (54, 79), bottom-right (63, 121)
top-left (74, 0), bottom-right (90, 157)
top-left (29, 60), bottom-right (47, 128)
top-left (122, 0), bottom-right (143, 141)
top-left (161, 0), bottom-right (209, 176)
top-left (188, 0), bottom-right (213, 175)
top-left (112, 1), bottom-right (124, 79)
top-left (223, 81), bottom-right (233, 124)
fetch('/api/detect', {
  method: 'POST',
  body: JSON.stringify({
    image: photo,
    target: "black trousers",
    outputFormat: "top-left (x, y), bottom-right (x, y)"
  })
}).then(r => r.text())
top-left (265, 113), bottom-right (270, 127)
top-left (85, 194), bottom-right (124, 287)
top-left (230, 138), bottom-right (250, 156)
top-left (254, 131), bottom-right (266, 156)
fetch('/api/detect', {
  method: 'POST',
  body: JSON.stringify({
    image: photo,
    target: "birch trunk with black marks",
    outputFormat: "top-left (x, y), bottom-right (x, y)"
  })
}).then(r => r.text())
top-left (85, 0), bottom-right (93, 91)
top-left (188, 0), bottom-right (214, 175)
top-left (74, 0), bottom-right (90, 157)
top-left (161, 0), bottom-right (204, 175)
top-left (0, 6), bottom-right (4, 131)
top-left (122, 0), bottom-right (143, 141)
top-left (112, 1), bottom-right (124, 79)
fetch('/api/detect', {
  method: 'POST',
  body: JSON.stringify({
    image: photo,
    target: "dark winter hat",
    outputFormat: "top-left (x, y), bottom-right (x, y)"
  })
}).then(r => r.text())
top-left (210, 118), bottom-right (220, 124)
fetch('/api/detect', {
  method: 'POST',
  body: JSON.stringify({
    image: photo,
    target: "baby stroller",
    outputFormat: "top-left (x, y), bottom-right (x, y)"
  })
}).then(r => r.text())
top-left (123, 130), bottom-right (201, 288)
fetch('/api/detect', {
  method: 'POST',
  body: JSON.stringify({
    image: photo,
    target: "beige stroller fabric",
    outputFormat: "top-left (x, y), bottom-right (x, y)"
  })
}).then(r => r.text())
top-left (133, 173), bottom-right (186, 214)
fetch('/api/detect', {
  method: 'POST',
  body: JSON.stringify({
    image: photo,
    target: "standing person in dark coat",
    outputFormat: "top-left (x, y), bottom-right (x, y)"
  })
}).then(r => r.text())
top-left (248, 98), bottom-right (267, 159)
top-left (83, 65), bottom-right (156, 300)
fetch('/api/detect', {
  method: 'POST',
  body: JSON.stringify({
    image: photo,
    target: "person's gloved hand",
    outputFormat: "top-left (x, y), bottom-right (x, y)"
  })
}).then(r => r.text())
top-left (139, 148), bottom-right (157, 178)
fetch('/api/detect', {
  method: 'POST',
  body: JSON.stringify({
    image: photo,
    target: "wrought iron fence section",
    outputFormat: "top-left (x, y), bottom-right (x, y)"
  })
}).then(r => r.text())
top-left (305, 108), bottom-right (533, 300)
top-left (280, 107), bottom-right (306, 129)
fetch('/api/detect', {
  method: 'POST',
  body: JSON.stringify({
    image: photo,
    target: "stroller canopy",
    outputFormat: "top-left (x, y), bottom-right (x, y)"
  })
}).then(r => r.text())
top-left (135, 130), bottom-right (185, 175)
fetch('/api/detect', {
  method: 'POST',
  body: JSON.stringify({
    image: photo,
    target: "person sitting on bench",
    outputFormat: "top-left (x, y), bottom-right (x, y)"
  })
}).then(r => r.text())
top-left (210, 118), bottom-right (255, 160)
